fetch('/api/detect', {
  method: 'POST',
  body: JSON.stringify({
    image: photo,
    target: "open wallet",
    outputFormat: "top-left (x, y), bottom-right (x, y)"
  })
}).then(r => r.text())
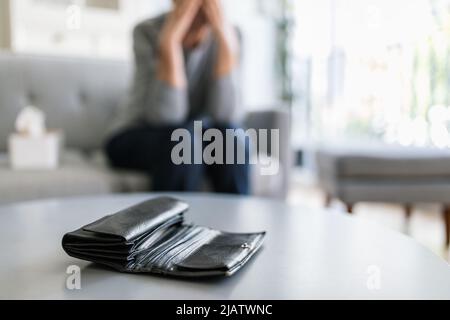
top-left (62, 196), bottom-right (266, 277)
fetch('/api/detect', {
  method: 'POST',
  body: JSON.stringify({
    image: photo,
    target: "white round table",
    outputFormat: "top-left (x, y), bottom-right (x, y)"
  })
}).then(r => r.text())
top-left (0, 193), bottom-right (449, 299)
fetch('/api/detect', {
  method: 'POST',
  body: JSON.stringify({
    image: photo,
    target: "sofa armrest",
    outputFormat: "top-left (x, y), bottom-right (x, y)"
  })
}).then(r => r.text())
top-left (244, 107), bottom-right (292, 199)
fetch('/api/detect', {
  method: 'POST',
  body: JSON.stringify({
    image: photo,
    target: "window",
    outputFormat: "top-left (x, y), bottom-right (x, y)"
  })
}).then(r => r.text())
top-left (291, 0), bottom-right (450, 148)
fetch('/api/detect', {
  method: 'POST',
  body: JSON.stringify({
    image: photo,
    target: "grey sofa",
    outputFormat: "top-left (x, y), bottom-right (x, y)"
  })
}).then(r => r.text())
top-left (316, 145), bottom-right (450, 247)
top-left (0, 52), bottom-right (291, 205)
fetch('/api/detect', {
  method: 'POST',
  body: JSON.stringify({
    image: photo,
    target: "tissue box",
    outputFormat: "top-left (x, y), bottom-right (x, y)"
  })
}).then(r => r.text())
top-left (8, 131), bottom-right (62, 170)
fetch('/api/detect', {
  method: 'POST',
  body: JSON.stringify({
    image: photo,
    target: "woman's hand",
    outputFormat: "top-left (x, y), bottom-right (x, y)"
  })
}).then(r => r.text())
top-left (202, 0), bottom-right (239, 78)
top-left (158, 0), bottom-right (203, 87)
top-left (161, 0), bottom-right (203, 47)
top-left (201, 0), bottom-right (224, 33)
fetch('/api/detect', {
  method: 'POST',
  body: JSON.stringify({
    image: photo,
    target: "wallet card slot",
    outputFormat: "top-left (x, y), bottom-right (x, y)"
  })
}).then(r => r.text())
top-left (132, 226), bottom-right (218, 272)
top-left (132, 214), bottom-right (183, 251)
top-left (66, 246), bottom-right (130, 256)
top-left (133, 226), bottom-right (197, 270)
top-left (63, 228), bottom-right (124, 244)
top-left (67, 248), bottom-right (130, 262)
top-left (151, 227), bottom-right (218, 271)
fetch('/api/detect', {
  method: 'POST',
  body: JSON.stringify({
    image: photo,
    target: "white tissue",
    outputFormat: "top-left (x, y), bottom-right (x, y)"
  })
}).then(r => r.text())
top-left (15, 106), bottom-right (46, 137)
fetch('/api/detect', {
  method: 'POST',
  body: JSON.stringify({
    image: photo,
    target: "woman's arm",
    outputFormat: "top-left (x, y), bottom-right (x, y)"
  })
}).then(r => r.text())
top-left (130, 0), bottom-right (202, 125)
top-left (203, 0), bottom-right (243, 123)
top-left (158, 0), bottom-right (203, 87)
top-left (202, 0), bottom-right (239, 78)
top-left (130, 23), bottom-right (188, 125)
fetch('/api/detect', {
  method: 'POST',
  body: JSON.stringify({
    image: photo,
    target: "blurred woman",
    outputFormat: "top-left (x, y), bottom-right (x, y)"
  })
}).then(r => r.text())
top-left (105, 0), bottom-right (249, 194)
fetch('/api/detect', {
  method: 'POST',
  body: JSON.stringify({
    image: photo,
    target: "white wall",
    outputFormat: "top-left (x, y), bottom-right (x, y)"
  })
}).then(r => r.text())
top-left (225, 0), bottom-right (279, 109)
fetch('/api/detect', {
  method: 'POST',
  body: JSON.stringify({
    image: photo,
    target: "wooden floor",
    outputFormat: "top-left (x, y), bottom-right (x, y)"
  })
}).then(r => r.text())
top-left (288, 171), bottom-right (450, 262)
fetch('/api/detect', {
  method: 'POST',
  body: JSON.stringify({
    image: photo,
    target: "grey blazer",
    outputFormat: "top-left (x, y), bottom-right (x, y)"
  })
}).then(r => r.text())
top-left (109, 14), bottom-right (242, 135)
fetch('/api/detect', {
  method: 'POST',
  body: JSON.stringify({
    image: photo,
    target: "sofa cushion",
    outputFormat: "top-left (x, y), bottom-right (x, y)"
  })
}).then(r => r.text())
top-left (336, 180), bottom-right (450, 204)
top-left (0, 150), bottom-right (148, 205)
top-left (317, 146), bottom-right (450, 178)
top-left (0, 53), bottom-right (131, 152)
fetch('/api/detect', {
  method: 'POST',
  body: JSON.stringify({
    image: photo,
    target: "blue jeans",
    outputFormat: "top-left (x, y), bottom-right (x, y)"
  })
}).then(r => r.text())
top-left (105, 121), bottom-right (250, 195)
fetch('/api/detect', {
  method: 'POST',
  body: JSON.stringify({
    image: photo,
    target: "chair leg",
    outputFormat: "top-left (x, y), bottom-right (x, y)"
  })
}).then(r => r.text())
top-left (324, 193), bottom-right (332, 208)
top-left (443, 205), bottom-right (450, 249)
top-left (404, 204), bottom-right (412, 220)
top-left (345, 203), bottom-right (354, 214)
top-left (403, 204), bottom-right (412, 234)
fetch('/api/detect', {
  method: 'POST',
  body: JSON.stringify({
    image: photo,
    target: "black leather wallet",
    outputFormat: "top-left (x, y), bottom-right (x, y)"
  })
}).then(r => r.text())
top-left (62, 196), bottom-right (265, 277)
